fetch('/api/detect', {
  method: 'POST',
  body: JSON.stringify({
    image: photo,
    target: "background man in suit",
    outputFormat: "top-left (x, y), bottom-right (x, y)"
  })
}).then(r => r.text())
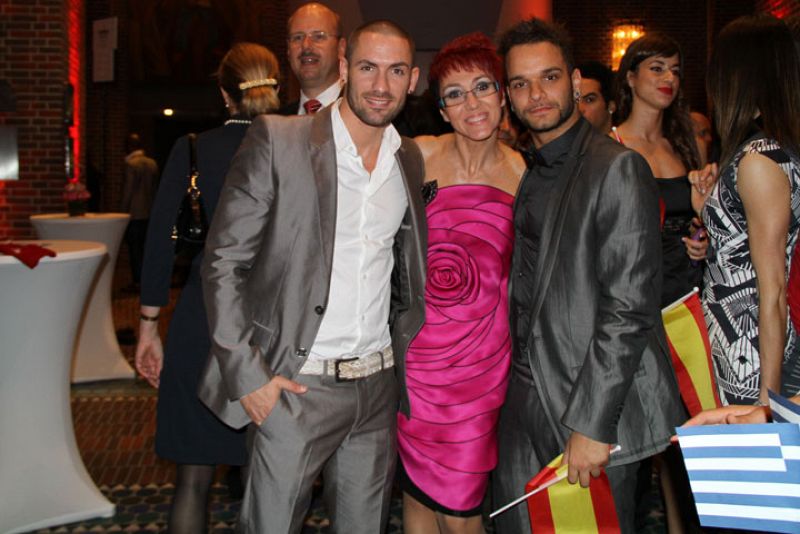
top-left (121, 132), bottom-right (158, 291)
top-left (492, 19), bottom-right (684, 533)
top-left (200, 20), bottom-right (426, 534)
top-left (279, 2), bottom-right (345, 115)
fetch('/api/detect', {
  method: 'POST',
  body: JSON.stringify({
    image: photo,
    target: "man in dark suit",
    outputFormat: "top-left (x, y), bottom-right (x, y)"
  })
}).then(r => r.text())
top-left (199, 20), bottom-right (426, 534)
top-left (492, 19), bottom-right (684, 533)
top-left (278, 2), bottom-right (344, 116)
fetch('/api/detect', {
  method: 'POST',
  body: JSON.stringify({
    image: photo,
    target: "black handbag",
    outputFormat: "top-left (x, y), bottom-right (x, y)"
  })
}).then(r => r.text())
top-left (171, 133), bottom-right (208, 257)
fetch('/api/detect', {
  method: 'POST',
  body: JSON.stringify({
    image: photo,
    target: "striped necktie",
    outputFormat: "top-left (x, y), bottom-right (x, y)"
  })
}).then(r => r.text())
top-left (303, 99), bottom-right (322, 114)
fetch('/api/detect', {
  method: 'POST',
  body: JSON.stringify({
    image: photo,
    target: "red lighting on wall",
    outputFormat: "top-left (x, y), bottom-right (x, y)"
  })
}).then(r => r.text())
top-left (67, 0), bottom-right (82, 183)
top-left (763, 0), bottom-right (791, 19)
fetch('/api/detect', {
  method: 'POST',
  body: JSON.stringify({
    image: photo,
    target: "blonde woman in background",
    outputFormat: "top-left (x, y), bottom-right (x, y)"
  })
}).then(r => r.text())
top-left (135, 43), bottom-right (280, 533)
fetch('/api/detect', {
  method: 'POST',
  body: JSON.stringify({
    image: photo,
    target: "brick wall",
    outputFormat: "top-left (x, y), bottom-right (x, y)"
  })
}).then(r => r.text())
top-left (0, 0), bottom-right (72, 239)
top-left (83, 0), bottom-right (289, 220)
top-left (0, 0), bottom-right (289, 239)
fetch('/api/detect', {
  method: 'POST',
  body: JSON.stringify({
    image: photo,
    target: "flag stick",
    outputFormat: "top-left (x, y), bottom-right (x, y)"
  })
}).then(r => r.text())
top-left (489, 470), bottom-right (566, 518)
top-left (661, 287), bottom-right (699, 314)
top-left (489, 445), bottom-right (622, 518)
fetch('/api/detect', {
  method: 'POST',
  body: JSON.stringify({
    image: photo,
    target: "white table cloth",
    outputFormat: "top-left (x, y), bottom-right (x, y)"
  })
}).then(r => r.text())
top-left (0, 239), bottom-right (115, 533)
top-left (30, 213), bottom-right (133, 382)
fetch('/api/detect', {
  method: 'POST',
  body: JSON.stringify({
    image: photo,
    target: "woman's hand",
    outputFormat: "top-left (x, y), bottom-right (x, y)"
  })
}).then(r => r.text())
top-left (135, 306), bottom-right (163, 388)
top-left (689, 162), bottom-right (718, 215)
top-left (682, 217), bottom-right (708, 261)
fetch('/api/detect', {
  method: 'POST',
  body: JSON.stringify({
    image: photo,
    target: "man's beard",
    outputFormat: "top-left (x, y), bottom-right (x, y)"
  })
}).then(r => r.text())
top-left (517, 91), bottom-right (575, 134)
top-left (346, 86), bottom-right (406, 128)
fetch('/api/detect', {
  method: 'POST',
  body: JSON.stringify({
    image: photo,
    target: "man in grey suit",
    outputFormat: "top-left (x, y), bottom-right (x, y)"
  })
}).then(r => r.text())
top-left (492, 19), bottom-right (684, 533)
top-left (199, 20), bottom-right (425, 534)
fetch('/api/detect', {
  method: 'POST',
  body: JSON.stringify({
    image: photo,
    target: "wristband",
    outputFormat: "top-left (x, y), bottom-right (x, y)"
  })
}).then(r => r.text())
top-left (140, 313), bottom-right (160, 322)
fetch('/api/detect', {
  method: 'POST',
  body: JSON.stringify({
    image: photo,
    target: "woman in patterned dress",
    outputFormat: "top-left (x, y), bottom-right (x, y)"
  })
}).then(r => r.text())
top-left (698, 15), bottom-right (800, 406)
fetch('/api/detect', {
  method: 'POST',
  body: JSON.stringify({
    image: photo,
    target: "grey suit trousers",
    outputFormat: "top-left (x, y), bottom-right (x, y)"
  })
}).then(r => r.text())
top-left (492, 367), bottom-right (640, 534)
top-left (237, 367), bottom-right (399, 534)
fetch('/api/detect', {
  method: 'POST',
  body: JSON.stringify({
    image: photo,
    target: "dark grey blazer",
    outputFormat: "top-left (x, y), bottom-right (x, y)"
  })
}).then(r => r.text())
top-left (517, 119), bottom-right (685, 466)
top-left (198, 106), bottom-right (427, 429)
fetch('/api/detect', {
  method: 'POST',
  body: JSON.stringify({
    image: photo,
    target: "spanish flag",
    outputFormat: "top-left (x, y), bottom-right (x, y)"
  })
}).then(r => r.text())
top-left (661, 289), bottom-right (721, 417)
top-left (526, 454), bottom-right (620, 533)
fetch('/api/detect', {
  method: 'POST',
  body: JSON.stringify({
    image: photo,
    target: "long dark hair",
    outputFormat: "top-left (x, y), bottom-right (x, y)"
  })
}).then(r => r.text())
top-left (709, 15), bottom-right (800, 166)
top-left (615, 32), bottom-right (700, 170)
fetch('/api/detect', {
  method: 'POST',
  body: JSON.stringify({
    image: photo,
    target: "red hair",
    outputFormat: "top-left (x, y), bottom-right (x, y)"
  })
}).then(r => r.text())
top-left (428, 32), bottom-right (504, 97)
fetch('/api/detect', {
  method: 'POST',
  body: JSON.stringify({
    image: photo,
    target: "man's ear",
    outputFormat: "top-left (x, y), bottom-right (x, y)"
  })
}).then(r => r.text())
top-left (338, 37), bottom-right (346, 60)
top-left (608, 100), bottom-right (617, 114)
top-left (408, 66), bottom-right (420, 94)
top-left (571, 68), bottom-right (582, 98)
top-left (339, 56), bottom-right (348, 84)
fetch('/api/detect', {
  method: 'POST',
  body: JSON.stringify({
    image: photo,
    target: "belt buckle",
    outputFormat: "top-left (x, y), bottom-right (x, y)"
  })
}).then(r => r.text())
top-left (334, 357), bottom-right (360, 382)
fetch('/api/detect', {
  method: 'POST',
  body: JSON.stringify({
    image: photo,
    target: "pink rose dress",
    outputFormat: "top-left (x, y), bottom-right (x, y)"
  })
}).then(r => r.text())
top-left (397, 181), bottom-right (514, 515)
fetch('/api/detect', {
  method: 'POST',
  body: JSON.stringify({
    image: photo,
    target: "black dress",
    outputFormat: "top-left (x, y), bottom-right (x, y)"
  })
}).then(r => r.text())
top-left (140, 121), bottom-right (250, 465)
top-left (657, 176), bottom-right (703, 307)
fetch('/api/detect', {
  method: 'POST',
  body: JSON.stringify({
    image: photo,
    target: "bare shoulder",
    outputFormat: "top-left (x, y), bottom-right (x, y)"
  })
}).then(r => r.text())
top-left (501, 143), bottom-right (527, 180)
top-left (414, 134), bottom-right (451, 161)
top-left (739, 151), bottom-right (790, 201)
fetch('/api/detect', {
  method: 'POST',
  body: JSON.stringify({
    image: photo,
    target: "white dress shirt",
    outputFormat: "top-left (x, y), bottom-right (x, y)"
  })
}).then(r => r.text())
top-left (309, 99), bottom-right (408, 361)
top-left (298, 80), bottom-right (343, 115)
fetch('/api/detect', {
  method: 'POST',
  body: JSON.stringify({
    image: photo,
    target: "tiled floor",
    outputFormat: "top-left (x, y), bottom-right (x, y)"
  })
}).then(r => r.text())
top-left (25, 262), bottom-right (667, 533)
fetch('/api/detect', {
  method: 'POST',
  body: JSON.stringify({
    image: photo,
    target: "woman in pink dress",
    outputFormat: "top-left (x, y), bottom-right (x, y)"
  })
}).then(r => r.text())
top-left (397, 33), bottom-right (525, 534)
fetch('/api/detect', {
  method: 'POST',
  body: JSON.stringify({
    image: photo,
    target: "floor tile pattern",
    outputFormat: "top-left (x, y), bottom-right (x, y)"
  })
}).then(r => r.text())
top-left (22, 267), bottom-right (666, 533)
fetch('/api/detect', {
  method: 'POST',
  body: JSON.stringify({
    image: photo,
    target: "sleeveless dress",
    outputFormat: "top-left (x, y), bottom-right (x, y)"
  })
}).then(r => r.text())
top-left (610, 131), bottom-right (702, 306)
top-left (658, 176), bottom-right (704, 307)
top-left (703, 133), bottom-right (800, 405)
top-left (397, 181), bottom-right (514, 515)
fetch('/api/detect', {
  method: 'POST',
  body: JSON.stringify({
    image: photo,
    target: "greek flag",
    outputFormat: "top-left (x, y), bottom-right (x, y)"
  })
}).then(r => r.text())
top-left (676, 423), bottom-right (800, 533)
top-left (770, 390), bottom-right (800, 423)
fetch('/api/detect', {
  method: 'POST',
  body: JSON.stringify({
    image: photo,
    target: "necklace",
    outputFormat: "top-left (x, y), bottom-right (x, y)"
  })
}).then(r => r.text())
top-left (224, 119), bottom-right (251, 126)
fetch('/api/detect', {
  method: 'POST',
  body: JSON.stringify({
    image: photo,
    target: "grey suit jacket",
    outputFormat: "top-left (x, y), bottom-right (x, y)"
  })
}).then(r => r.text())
top-left (516, 118), bottom-right (685, 466)
top-left (198, 106), bottom-right (427, 429)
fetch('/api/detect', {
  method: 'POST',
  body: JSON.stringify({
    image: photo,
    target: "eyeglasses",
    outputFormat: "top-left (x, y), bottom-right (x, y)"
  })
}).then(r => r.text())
top-left (287, 31), bottom-right (338, 46)
top-left (438, 80), bottom-right (500, 108)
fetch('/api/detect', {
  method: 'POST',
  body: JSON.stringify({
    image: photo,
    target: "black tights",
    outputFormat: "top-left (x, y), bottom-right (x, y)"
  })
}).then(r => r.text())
top-left (168, 464), bottom-right (216, 534)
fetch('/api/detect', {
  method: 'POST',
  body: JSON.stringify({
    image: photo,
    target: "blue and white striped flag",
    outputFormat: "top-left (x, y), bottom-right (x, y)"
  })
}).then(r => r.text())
top-left (769, 390), bottom-right (800, 423)
top-left (676, 423), bottom-right (800, 533)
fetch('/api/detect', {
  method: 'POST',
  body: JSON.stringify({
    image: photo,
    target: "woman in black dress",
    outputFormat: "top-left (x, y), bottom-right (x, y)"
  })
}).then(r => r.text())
top-left (611, 33), bottom-right (708, 534)
top-left (135, 42), bottom-right (280, 533)
top-left (612, 32), bottom-right (706, 307)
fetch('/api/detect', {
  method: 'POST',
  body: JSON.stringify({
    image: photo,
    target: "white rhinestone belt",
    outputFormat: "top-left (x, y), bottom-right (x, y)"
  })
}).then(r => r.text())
top-left (298, 346), bottom-right (394, 381)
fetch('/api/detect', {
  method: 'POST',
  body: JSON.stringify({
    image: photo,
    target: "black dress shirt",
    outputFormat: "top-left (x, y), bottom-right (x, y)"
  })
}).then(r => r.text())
top-left (511, 118), bottom-right (584, 369)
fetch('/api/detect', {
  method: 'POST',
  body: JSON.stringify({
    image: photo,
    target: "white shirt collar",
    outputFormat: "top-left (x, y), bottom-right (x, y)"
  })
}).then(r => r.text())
top-left (299, 80), bottom-right (343, 115)
top-left (330, 99), bottom-right (401, 159)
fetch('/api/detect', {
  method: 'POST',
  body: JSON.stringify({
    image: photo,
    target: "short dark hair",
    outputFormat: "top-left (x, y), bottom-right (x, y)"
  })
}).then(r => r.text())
top-left (576, 61), bottom-right (613, 104)
top-left (345, 20), bottom-right (415, 62)
top-left (498, 18), bottom-right (574, 71)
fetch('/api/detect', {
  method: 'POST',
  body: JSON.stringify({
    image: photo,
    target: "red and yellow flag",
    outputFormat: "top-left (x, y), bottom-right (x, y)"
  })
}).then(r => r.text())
top-left (526, 454), bottom-right (620, 533)
top-left (661, 289), bottom-right (722, 417)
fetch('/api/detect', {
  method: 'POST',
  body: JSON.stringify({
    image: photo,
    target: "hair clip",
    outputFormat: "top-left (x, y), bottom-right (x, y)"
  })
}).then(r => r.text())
top-left (238, 78), bottom-right (279, 90)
